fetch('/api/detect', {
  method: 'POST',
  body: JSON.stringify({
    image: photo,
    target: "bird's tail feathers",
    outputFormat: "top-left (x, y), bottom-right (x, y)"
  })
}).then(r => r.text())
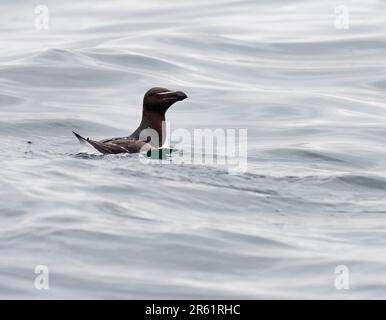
top-left (72, 131), bottom-right (89, 145)
top-left (72, 131), bottom-right (101, 154)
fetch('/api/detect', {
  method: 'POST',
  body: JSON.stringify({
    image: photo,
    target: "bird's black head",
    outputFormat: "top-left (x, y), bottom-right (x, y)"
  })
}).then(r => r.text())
top-left (143, 87), bottom-right (188, 114)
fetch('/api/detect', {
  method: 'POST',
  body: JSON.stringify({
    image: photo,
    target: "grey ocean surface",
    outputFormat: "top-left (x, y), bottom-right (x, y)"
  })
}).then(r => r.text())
top-left (1, 0), bottom-right (386, 299)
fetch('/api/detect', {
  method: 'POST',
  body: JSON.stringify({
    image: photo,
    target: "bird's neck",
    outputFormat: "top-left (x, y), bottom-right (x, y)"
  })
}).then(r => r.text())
top-left (130, 110), bottom-right (166, 147)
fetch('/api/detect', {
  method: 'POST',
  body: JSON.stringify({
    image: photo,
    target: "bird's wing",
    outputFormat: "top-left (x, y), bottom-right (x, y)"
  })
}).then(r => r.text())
top-left (72, 132), bottom-right (150, 154)
top-left (110, 139), bottom-right (151, 153)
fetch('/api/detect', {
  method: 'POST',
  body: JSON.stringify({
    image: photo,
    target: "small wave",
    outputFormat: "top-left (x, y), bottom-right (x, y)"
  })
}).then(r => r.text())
top-left (336, 175), bottom-right (386, 191)
top-left (0, 64), bottom-right (131, 88)
top-left (0, 93), bottom-right (23, 107)
top-left (0, 119), bottom-right (120, 137)
top-left (82, 50), bottom-right (182, 72)
top-left (27, 48), bottom-right (91, 65)
top-left (267, 148), bottom-right (347, 164)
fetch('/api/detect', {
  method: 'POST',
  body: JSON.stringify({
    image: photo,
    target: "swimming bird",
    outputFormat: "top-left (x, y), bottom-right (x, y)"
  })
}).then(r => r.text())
top-left (72, 87), bottom-right (188, 154)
